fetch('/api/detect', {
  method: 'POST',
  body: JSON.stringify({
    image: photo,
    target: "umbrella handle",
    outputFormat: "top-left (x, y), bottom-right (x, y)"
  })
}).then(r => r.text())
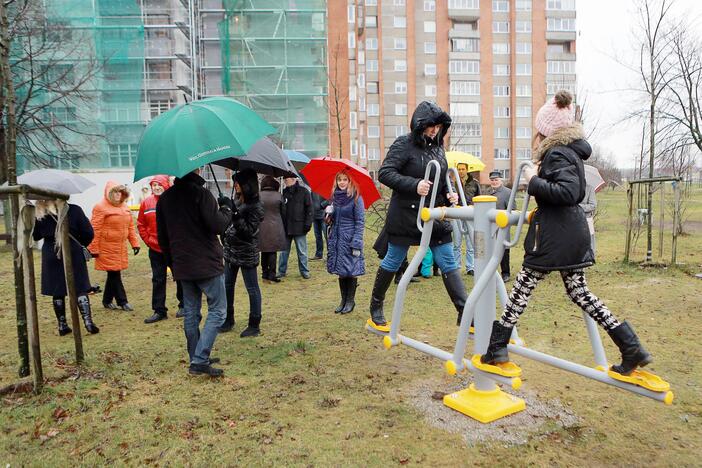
top-left (208, 164), bottom-right (223, 198)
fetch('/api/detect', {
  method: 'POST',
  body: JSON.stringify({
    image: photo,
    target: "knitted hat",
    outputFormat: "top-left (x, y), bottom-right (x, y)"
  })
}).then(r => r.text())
top-left (534, 90), bottom-right (574, 137)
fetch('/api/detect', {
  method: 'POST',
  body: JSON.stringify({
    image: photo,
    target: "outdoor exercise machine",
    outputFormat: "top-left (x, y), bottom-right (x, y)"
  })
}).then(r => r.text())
top-left (366, 160), bottom-right (672, 423)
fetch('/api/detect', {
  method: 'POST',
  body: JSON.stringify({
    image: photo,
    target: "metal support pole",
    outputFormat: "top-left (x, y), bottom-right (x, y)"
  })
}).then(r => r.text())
top-left (19, 198), bottom-right (42, 393)
top-left (583, 314), bottom-right (608, 368)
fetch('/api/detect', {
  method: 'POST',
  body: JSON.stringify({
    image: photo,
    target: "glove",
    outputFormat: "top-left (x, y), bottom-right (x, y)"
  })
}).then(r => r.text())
top-left (92, 252), bottom-right (99, 258)
top-left (352, 249), bottom-right (361, 257)
top-left (218, 195), bottom-right (234, 210)
top-left (133, 247), bottom-right (140, 255)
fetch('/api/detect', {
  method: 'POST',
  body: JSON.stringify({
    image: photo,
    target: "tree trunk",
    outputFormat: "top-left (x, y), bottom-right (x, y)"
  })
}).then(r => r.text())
top-left (646, 64), bottom-right (655, 262)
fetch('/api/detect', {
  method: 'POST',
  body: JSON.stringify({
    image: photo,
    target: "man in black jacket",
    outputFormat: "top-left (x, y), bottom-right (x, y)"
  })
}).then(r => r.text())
top-left (488, 170), bottom-right (512, 282)
top-left (277, 177), bottom-right (313, 279)
top-left (311, 191), bottom-right (328, 260)
top-left (156, 169), bottom-right (233, 376)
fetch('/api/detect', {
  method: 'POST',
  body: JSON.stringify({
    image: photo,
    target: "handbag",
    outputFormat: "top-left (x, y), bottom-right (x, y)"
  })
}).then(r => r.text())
top-left (50, 214), bottom-right (92, 262)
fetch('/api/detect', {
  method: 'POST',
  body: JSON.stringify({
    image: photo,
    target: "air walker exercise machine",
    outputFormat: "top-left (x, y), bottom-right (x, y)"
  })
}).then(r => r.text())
top-left (366, 160), bottom-right (672, 423)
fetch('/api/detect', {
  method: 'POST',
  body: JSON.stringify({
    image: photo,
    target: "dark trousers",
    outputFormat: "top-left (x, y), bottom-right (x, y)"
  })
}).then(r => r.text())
top-left (225, 262), bottom-right (262, 327)
top-left (261, 252), bottom-right (277, 280)
top-left (312, 218), bottom-right (326, 258)
top-left (149, 248), bottom-right (182, 314)
top-left (103, 270), bottom-right (127, 306)
top-left (500, 249), bottom-right (511, 276)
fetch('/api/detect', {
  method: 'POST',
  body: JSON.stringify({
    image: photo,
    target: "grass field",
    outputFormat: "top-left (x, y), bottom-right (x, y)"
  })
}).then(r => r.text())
top-left (1, 188), bottom-right (701, 466)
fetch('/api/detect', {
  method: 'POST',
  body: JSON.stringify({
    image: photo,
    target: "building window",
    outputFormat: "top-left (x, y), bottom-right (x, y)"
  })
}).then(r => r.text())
top-left (449, 60), bottom-right (479, 74)
top-left (516, 127), bottom-right (532, 139)
top-left (348, 32), bottom-right (356, 49)
top-left (516, 63), bottom-right (532, 75)
top-left (493, 85), bottom-right (510, 96)
top-left (547, 82), bottom-right (577, 95)
top-left (516, 21), bottom-right (532, 33)
top-left (495, 127), bottom-right (510, 138)
top-left (449, 0), bottom-right (479, 7)
top-left (425, 84), bottom-right (437, 96)
top-left (547, 17), bottom-right (576, 31)
top-left (424, 41), bottom-right (437, 54)
top-left (395, 104), bottom-right (408, 116)
top-left (394, 38), bottom-right (407, 50)
top-left (367, 59), bottom-right (378, 72)
top-left (494, 148), bottom-right (510, 159)
top-left (394, 16), bottom-right (407, 28)
top-left (358, 50), bottom-right (365, 65)
top-left (494, 106), bottom-right (510, 118)
top-left (516, 42), bottom-right (532, 54)
top-left (547, 0), bottom-right (576, 10)
top-left (367, 82), bottom-right (378, 93)
top-left (360, 144), bottom-right (367, 160)
top-left (424, 21), bottom-right (436, 32)
top-left (366, 16), bottom-right (377, 28)
top-left (366, 38), bottom-right (378, 50)
top-left (492, 21), bottom-right (509, 33)
top-left (149, 99), bottom-right (173, 118)
top-left (368, 148), bottom-right (380, 160)
top-left (493, 43), bottom-right (509, 54)
top-left (493, 64), bottom-right (510, 76)
top-left (492, 1), bottom-right (509, 12)
top-left (357, 73), bottom-right (365, 89)
top-left (450, 80), bottom-right (480, 95)
top-left (517, 105), bottom-right (532, 117)
top-left (547, 60), bottom-right (576, 74)
top-left (516, 0), bottom-right (532, 10)
top-left (451, 102), bottom-right (480, 116)
top-left (351, 140), bottom-right (358, 156)
top-left (349, 112), bottom-right (358, 130)
top-left (108, 144), bottom-right (138, 167)
top-left (424, 64), bottom-right (437, 75)
top-left (368, 125), bottom-right (380, 138)
top-left (394, 0), bottom-right (406, 5)
top-left (395, 125), bottom-right (407, 137)
top-left (453, 144), bottom-right (482, 157)
top-left (395, 81), bottom-right (407, 93)
top-left (348, 5), bottom-right (355, 23)
top-left (358, 96), bottom-right (366, 112)
top-left (452, 38), bottom-right (480, 52)
top-left (547, 43), bottom-right (566, 54)
top-left (451, 122), bottom-right (481, 137)
top-left (368, 103), bottom-right (380, 116)
top-left (516, 84), bottom-right (532, 96)
top-left (424, 0), bottom-right (436, 11)
top-left (366, 0), bottom-right (377, 5)
top-left (517, 148), bottom-right (533, 160)
top-left (394, 60), bottom-right (407, 71)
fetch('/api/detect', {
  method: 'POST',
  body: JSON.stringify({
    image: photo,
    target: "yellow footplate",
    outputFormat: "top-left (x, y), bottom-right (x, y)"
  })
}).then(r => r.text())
top-left (607, 368), bottom-right (671, 393)
top-left (471, 354), bottom-right (522, 377)
top-left (366, 318), bottom-right (390, 333)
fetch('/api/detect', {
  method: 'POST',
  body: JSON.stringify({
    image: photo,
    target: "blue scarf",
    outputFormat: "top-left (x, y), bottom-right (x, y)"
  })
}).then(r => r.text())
top-left (333, 189), bottom-right (353, 207)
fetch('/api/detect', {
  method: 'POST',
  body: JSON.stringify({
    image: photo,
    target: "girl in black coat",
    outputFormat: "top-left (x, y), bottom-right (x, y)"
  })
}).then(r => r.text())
top-left (369, 101), bottom-right (467, 327)
top-left (481, 91), bottom-right (652, 377)
top-left (33, 201), bottom-right (100, 335)
top-left (221, 169), bottom-right (265, 337)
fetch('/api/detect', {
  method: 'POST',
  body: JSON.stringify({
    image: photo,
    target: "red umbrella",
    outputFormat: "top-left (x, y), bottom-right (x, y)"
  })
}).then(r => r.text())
top-left (301, 157), bottom-right (381, 207)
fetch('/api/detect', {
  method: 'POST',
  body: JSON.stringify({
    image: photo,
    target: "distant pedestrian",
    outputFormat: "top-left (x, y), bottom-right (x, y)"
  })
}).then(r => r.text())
top-left (33, 200), bottom-right (100, 335)
top-left (156, 169), bottom-right (233, 377)
top-left (311, 191), bottom-right (329, 260)
top-left (452, 163), bottom-right (480, 275)
top-left (221, 169), bottom-right (265, 337)
top-left (488, 170), bottom-right (512, 282)
top-left (259, 176), bottom-right (287, 283)
top-left (138, 175), bottom-right (184, 324)
top-left (278, 177), bottom-right (313, 279)
top-left (89, 181), bottom-right (140, 312)
top-left (579, 182), bottom-right (597, 255)
top-left (326, 171), bottom-right (365, 314)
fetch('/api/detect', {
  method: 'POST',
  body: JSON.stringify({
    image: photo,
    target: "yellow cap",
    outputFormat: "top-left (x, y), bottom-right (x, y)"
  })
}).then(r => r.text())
top-left (383, 335), bottom-right (393, 350)
top-left (495, 210), bottom-right (509, 228)
top-left (664, 391), bottom-right (674, 405)
top-left (472, 195), bottom-right (497, 203)
top-left (512, 377), bottom-right (523, 390)
top-left (420, 207), bottom-right (431, 222)
top-left (445, 360), bottom-right (457, 376)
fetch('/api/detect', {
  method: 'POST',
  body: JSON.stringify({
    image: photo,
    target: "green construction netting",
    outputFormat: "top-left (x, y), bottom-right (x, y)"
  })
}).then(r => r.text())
top-left (219, 0), bottom-right (329, 156)
top-left (12, 0), bottom-right (145, 171)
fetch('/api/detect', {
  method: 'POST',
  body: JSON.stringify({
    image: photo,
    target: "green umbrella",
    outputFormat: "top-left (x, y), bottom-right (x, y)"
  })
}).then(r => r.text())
top-left (133, 97), bottom-right (277, 181)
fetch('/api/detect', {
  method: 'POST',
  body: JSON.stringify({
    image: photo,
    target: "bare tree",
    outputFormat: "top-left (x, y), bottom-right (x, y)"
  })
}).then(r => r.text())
top-left (326, 42), bottom-right (347, 159)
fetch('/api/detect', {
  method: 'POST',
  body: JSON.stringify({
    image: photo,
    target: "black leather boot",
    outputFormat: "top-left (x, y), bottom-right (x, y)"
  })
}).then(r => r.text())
top-left (335, 277), bottom-right (348, 313)
top-left (369, 267), bottom-right (395, 326)
top-left (481, 321), bottom-right (512, 364)
top-left (240, 317), bottom-right (260, 338)
top-left (219, 307), bottom-right (235, 332)
top-left (442, 270), bottom-right (467, 326)
top-left (77, 295), bottom-right (100, 334)
top-left (340, 278), bottom-right (357, 314)
top-left (52, 297), bottom-right (72, 336)
top-left (607, 321), bottom-right (653, 375)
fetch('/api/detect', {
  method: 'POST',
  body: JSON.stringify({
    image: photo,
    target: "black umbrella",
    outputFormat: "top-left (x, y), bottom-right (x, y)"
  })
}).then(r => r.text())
top-left (217, 137), bottom-right (299, 178)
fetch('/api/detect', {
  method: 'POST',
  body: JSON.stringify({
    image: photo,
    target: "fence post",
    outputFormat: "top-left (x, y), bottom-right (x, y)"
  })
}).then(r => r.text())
top-left (624, 183), bottom-right (634, 263)
top-left (671, 181), bottom-right (680, 265)
top-left (59, 201), bottom-right (84, 364)
top-left (9, 192), bottom-right (30, 377)
top-left (19, 196), bottom-right (42, 393)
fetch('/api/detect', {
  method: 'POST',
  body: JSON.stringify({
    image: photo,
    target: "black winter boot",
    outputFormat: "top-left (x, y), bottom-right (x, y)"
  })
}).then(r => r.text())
top-left (442, 270), bottom-right (467, 326)
top-left (52, 297), bottom-right (72, 336)
top-left (335, 277), bottom-right (348, 313)
top-left (369, 267), bottom-right (395, 326)
top-left (607, 321), bottom-right (653, 375)
top-left (77, 295), bottom-right (100, 334)
top-left (240, 317), bottom-right (260, 338)
top-left (219, 308), bottom-right (235, 332)
top-left (394, 259), bottom-right (419, 284)
top-left (340, 278), bottom-right (357, 314)
top-left (481, 321), bottom-right (512, 364)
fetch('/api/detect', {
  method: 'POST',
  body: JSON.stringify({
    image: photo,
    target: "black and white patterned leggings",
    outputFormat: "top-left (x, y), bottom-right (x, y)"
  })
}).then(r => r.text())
top-left (499, 267), bottom-right (621, 331)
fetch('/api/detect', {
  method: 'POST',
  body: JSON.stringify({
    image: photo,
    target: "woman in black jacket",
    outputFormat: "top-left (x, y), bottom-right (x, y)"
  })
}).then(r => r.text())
top-left (258, 175), bottom-right (287, 283)
top-left (221, 169), bottom-right (265, 337)
top-left (481, 90), bottom-right (652, 377)
top-left (369, 101), bottom-right (466, 327)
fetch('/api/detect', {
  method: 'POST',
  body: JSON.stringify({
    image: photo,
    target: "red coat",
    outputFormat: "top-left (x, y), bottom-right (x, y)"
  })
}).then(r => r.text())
top-left (137, 175), bottom-right (171, 252)
top-left (88, 181), bottom-right (140, 271)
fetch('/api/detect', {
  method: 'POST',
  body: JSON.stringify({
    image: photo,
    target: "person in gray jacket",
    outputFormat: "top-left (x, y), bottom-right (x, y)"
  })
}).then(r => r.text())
top-left (579, 183), bottom-right (597, 255)
top-left (488, 170), bottom-right (512, 282)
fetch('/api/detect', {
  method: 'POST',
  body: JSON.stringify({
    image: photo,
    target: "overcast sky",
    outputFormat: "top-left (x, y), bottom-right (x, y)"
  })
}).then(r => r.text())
top-left (577, 0), bottom-right (702, 169)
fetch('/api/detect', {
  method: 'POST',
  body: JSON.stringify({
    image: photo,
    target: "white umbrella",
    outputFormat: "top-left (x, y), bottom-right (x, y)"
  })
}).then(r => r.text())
top-left (583, 165), bottom-right (605, 192)
top-left (16, 169), bottom-right (95, 194)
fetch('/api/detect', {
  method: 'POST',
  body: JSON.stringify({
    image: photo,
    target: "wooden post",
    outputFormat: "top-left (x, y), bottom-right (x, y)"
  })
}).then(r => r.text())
top-left (10, 193), bottom-right (30, 377)
top-left (658, 182), bottom-right (664, 259)
top-left (19, 196), bottom-right (42, 393)
top-left (59, 202), bottom-right (84, 364)
top-left (671, 181), bottom-right (680, 265)
top-left (624, 183), bottom-right (634, 264)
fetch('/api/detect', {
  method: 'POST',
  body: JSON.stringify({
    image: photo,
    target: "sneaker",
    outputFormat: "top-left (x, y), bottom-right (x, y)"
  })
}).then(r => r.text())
top-left (312, 255), bottom-right (323, 260)
top-left (188, 363), bottom-right (224, 377)
top-left (119, 303), bottom-right (134, 312)
top-left (240, 326), bottom-right (260, 338)
top-left (103, 302), bottom-right (119, 310)
top-left (144, 312), bottom-right (167, 324)
top-left (209, 357), bottom-right (220, 364)
top-left (271, 276), bottom-right (282, 283)
top-left (218, 321), bottom-right (235, 333)
top-left (301, 273), bottom-right (311, 280)
top-left (175, 307), bottom-right (185, 318)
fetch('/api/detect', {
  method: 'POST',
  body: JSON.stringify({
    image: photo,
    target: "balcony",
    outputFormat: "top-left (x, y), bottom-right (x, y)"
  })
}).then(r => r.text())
top-left (448, 8), bottom-right (480, 21)
top-left (449, 28), bottom-right (479, 40)
top-left (546, 30), bottom-right (576, 42)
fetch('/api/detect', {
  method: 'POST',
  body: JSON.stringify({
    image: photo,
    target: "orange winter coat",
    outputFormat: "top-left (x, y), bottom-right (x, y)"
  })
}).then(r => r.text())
top-left (88, 181), bottom-right (140, 271)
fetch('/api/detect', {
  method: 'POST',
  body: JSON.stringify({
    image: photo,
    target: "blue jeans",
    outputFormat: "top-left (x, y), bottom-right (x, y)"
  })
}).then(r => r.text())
top-left (181, 274), bottom-right (226, 366)
top-left (453, 222), bottom-right (475, 272)
top-left (312, 218), bottom-right (326, 258)
top-left (380, 242), bottom-right (458, 274)
top-left (278, 234), bottom-right (310, 276)
top-left (224, 262), bottom-right (262, 327)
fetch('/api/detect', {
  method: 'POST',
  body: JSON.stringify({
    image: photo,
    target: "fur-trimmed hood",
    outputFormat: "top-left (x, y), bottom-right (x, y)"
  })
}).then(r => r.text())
top-left (535, 123), bottom-right (592, 162)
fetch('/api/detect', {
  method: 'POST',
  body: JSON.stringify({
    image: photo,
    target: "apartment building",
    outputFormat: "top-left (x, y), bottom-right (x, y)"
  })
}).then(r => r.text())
top-left (330, 0), bottom-right (577, 183)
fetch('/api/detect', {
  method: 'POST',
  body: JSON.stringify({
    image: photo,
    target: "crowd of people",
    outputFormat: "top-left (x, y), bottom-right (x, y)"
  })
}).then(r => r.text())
top-left (34, 89), bottom-right (652, 379)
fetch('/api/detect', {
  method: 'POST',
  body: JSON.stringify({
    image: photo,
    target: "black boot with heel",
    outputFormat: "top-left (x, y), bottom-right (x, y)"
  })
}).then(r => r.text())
top-left (335, 277), bottom-right (348, 313)
top-left (340, 278), bottom-right (357, 314)
top-left (369, 267), bottom-right (395, 326)
top-left (607, 321), bottom-right (653, 375)
top-left (52, 297), bottom-right (72, 336)
top-left (481, 321), bottom-right (512, 364)
top-left (77, 295), bottom-right (100, 334)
